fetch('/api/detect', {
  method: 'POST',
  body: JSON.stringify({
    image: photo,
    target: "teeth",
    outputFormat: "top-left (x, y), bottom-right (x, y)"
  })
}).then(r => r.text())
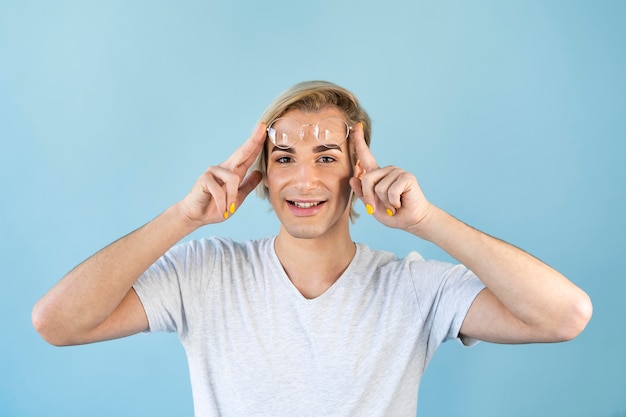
top-left (292, 201), bottom-right (320, 208)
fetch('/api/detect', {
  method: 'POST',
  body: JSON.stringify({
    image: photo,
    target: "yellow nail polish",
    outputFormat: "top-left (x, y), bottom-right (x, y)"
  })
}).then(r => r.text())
top-left (223, 211), bottom-right (229, 219)
top-left (365, 204), bottom-right (374, 215)
top-left (359, 121), bottom-right (364, 130)
top-left (229, 202), bottom-right (236, 214)
top-left (386, 208), bottom-right (394, 217)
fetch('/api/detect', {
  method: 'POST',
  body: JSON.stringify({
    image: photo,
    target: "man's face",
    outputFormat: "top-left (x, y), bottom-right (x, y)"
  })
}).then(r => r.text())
top-left (264, 106), bottom-right (356, 240)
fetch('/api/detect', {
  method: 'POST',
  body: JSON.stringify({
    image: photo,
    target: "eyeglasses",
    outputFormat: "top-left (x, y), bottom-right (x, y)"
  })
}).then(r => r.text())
top-left (267, 117), bottom-right (353, 149)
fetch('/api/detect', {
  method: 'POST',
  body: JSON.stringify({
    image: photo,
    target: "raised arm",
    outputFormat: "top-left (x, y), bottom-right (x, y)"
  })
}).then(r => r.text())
top-left (349, 123), bottom-right (592, 344)
top-left (32, 124), bottom-right (266, 346)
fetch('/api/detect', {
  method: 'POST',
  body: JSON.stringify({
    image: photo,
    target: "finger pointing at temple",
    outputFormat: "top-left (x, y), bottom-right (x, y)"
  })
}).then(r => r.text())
top-left (350, 122), bottom-right (380, 214)
top-left (353, 122), bottom-right (378, 172)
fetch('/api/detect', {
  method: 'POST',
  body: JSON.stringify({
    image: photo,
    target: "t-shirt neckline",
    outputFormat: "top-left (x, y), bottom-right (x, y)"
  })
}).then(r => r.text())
top-left (267, 235), bottom-right (362, 303)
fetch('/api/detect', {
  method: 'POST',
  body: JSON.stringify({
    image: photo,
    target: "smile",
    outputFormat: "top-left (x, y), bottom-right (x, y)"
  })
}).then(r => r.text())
top-left (288, 201), bottom-right (323, 209)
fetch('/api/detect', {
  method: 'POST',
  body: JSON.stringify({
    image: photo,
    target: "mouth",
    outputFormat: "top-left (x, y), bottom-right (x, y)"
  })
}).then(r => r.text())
top-left (288, 200), bottom-right (324, 209)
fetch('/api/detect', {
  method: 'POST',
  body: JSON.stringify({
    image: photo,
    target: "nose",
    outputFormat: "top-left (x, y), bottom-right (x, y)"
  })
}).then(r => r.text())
top-left (294, 160), bottom-right (319, 192)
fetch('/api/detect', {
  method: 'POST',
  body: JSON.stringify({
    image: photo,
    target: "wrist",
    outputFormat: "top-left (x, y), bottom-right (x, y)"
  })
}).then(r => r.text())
top-left (163, 202), bottom-right (204, 236)
top-left (404, 205), bottom-right (449, 242)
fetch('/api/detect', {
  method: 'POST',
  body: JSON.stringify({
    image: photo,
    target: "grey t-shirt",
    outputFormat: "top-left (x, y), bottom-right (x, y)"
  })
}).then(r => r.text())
top-left (133, 236), bottom-right (485, 417)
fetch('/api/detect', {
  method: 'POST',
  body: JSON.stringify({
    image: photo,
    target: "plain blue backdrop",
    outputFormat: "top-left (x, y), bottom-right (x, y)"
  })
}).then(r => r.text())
top-left (1, 1), bottom-right (625, 416)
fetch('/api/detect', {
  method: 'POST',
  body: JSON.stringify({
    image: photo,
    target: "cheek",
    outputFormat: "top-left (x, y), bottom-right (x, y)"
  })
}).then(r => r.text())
top-left (264, 167), bottom-right (285, 193)
top-left (340, 180), bottom-right (353, 198)
top-left (333, 171), bottom-right (354, 199)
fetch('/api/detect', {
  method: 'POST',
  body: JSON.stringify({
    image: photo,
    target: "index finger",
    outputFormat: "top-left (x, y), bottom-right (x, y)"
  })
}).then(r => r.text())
top-left (222, 122), bottom-right (267, 172)
top-left (354, 122), bottom-right (378, 172)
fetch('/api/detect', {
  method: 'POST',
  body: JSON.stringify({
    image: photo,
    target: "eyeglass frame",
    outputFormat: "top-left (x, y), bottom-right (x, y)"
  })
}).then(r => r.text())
top-left (266, 117), bottom-right (354, 149)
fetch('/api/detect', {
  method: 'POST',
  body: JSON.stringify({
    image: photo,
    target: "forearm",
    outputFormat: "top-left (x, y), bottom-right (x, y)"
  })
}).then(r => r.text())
top-left (408, 206), bottom-right (592, 338)
top-left (33, 127), bottom-right (265, 345)
top-left (350, 126), bottom-right (591, 341)
top-left (32, 202), bottom-right (198, 342)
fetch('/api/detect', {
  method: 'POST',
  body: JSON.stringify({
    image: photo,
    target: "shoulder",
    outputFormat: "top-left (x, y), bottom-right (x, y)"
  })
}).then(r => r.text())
top-left (151, 237), bottom-right (272, 276)
top-left (354, 243), bottom-right (481, 292)
top-left (354, 242), bottom-right (425, 271)
top-left (350, 243), bottom-right (428, 293)
top-left (174, 236), bottom-right (273, 256)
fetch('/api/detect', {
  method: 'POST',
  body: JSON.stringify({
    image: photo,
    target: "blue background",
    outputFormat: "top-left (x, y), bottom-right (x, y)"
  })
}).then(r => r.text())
top-left (1, 1), bottom-right (625, 416)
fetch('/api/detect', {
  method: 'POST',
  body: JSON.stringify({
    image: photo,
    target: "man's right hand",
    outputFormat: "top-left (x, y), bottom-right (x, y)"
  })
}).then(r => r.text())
top-left (32, 123), bottom-right (268, 346)
top-left (179, 123), bottom-right (266, 227)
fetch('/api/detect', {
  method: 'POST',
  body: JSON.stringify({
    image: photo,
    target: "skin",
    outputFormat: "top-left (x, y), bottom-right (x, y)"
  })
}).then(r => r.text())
top-left (266, 107), bottom-right (363, 299)
top-left (348, 119), bottom-right (592, 343)
top-left (32, 106), bottom-right (592, 347)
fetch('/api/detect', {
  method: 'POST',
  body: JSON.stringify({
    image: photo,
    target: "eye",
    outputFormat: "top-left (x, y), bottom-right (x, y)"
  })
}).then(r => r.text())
top-left (275, 156), bottom-right (293, 164)
top-left (318, 156), bottom-right (336, 163)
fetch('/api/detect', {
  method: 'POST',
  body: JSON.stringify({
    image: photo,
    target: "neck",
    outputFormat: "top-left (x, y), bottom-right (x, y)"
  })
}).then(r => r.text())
top-left (274, 227), bottom-right (356, 299)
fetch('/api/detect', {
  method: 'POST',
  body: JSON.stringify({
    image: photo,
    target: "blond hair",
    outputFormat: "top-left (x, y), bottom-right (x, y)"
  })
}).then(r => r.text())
top-left (252, 80), bottom-right (372, 221)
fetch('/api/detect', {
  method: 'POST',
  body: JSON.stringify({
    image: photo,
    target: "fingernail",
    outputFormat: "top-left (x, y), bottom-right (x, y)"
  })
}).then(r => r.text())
top-left (386, 208), bottom-right (394, 217)
top-left (223, 211), bottom-right (229, 219)
top-left (365, 204), bottom-right (374, 215)
top-left (229, 202), bottom-right (236, 214)
top-left (359, 121), bottom-right (364, 130)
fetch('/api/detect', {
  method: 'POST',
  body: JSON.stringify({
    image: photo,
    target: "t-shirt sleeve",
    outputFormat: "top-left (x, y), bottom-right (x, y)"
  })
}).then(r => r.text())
top-left (133, 239), bottom-right (216, 334)
top-left (408, 256), bottom-right (485, 358)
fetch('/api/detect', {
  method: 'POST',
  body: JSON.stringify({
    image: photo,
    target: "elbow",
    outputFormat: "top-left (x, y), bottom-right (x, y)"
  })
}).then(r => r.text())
top-left (552, 291), bottom-right (593, 342)
top-left (32, 300), bottom-right (74, 347)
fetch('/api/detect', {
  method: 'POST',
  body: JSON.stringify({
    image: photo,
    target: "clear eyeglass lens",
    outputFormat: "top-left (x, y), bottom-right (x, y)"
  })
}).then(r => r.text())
top-left (316, 117), bottom-right (349, 147)
top-left (268, 117), bottom-right (350, 149)
top-left (268, 118), bottom-right (301, 148)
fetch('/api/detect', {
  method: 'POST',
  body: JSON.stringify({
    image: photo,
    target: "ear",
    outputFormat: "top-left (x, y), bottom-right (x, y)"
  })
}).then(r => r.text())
top-left (353, 159), bottom-right (366, 179)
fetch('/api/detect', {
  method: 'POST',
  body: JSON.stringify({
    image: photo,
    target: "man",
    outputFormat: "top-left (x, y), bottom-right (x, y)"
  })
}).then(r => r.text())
top-left (33, 81), bottom-right (592, 416)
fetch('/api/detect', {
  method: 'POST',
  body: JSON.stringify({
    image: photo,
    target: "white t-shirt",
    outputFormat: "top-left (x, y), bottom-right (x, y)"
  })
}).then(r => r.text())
top-left (133, 236), bottom-right (485, 417)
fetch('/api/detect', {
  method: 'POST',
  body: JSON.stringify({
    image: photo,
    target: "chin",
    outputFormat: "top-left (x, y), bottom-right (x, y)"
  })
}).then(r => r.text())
top-left (282, 225), bottom-right (326, 240)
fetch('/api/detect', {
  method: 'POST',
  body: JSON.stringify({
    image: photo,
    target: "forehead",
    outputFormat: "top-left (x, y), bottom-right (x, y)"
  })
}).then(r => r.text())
top-left (279, 106), bottom-right (347, 124)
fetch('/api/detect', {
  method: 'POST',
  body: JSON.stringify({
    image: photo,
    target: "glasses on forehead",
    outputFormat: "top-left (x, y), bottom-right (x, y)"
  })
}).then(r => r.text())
top-left (267, 117), bottom-right (353, 149)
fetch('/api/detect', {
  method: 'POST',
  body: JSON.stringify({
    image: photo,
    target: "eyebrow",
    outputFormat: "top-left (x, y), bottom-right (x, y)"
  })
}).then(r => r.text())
top-left (270, 145), bottom-right (343, 154)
